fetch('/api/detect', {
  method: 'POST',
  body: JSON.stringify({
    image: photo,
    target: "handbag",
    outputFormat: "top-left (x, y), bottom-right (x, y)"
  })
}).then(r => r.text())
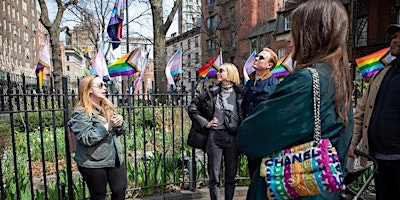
top-left (259, 68), bottom-right (345, 199)
top-left (187, 124), bottom-right (208, 151)
top-left (219, 93), bottom-right (240, 134)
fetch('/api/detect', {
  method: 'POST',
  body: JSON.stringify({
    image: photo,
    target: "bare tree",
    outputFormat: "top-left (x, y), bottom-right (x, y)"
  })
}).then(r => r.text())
top-left (149, 0), bottom-right (182, 95)
top-left (38, 0), bottom-right (79, 91)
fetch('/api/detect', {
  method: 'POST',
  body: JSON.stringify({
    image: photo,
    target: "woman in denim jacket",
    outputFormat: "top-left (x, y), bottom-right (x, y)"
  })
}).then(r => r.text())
top-left (68, 74), bottom-right (127, 200)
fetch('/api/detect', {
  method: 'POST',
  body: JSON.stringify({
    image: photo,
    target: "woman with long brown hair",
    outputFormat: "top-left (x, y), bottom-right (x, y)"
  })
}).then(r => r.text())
top-left (237, 0), bottom-right (353, 199)
top-left (68, 74), bottom-right (127, 200)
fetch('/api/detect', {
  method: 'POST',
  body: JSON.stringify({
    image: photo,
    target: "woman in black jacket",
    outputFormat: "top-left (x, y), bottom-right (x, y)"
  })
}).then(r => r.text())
top-left (188, 63), bottom-right (246, 200)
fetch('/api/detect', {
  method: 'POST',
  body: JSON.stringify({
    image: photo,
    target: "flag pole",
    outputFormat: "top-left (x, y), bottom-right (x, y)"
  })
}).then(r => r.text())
top-left (180, 48), bottom-right (183, 89)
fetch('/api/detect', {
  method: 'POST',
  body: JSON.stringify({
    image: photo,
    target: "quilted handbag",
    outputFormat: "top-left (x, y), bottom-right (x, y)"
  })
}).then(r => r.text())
top-left (259, 68), bottom-right (345, 199)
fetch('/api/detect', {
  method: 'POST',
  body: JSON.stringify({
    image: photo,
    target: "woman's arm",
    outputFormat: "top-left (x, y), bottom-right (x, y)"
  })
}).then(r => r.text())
top-left (67, 108), bottom-right (110, 146)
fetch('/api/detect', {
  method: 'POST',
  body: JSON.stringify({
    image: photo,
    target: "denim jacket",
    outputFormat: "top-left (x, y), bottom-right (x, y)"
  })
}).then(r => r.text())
top-left (243, 74), bottom-right (280, 117)
top-left (67, 106), bottom-right (127, 168)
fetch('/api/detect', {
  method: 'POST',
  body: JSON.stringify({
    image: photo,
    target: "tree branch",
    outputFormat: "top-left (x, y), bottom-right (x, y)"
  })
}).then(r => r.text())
top-left (163, 0), bottom-right (182, 34)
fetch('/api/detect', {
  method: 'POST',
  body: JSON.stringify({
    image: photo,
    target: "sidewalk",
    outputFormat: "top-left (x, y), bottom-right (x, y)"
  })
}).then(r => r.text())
top-left (132, 186), bottom-right (248, 200)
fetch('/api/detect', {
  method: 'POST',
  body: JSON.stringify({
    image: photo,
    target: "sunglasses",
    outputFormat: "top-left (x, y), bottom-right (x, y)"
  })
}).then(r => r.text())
top-left (92, 82), bottom-right (107, 89)
top-left (255, 55), bottom-right (265, 60)
top-left (218, 69), bottom-right (225, 73)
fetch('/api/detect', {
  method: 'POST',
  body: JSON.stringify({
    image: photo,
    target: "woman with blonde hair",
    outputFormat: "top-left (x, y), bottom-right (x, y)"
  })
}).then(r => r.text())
top-left (188, 63), bottom-right (246, 200)
top-left (68, 74), bottom-right (127, 200)
top-left (237, 0), bottom-right (353, 199)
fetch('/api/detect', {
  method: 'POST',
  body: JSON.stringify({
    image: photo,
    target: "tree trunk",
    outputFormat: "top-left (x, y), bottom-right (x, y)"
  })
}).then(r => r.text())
top-left (149, 0), bottom-right (181, 99)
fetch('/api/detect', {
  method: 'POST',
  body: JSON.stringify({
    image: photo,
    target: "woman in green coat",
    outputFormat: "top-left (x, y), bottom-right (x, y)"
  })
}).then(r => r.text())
top-left (237, 0), bottom-right (353, 199)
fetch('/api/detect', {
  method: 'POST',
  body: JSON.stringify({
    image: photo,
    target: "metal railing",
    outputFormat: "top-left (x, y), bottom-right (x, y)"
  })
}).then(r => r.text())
top-left (0, 74), bottom-right (210, 200)
top-left (0, 71), bottom-right (370, 199)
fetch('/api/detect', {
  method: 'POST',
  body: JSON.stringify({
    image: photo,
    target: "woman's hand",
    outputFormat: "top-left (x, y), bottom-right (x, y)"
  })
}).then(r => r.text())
top-left (348, 143), bottom-right (357, 159)
top-left (110, 114), bottom-right (124, 128)
top-left (206, 117), bottom-right (219, 128)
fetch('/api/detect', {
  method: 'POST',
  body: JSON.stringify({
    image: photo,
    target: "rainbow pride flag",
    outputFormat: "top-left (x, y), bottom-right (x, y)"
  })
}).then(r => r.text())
top-left (36, 39), bottom-right (50, 90)
top-left (271, 54), bottom-right (294, 78)
top-left (108, 48), bottom-right (142, 77)
top-left (355, 47), bottom-right (395, 79)
top-left (243, 51), bottom-right (256, 84)
top-left (197, 52), bottom-right (222, 78)
top-left (165, 49), bottom-right (182, 86)
top-left (83, 47), bottom-right (89, 59)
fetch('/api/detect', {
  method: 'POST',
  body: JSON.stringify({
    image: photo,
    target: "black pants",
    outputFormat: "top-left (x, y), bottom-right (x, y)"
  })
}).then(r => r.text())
top-left (206, 129), bottom-right (239, 200)
top-left (248, 157), bottom-right (261, 181)
top-left (375, 159), bottom-right (400, 200)
top-left (78, 163), bottom-right (127, 200)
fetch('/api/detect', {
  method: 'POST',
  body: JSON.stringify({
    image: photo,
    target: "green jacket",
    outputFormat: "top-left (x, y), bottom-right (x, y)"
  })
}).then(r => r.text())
top-left (237, 63), bottom-right (353, 200)
top-left (67, 106), bottom-right (127, 168)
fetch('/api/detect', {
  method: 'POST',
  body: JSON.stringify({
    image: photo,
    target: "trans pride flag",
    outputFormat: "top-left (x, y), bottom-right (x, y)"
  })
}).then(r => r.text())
top-left (36, 39), bottom-right (50, 90)
top-left (271, 54), bottom-right (294, 78)
top-left (108, 47), bottom-right (142, 77)
top-left (107, 0), bottom-right (125, 49)
top-left (355, 47), bottom-right (395, 79)
top-left (165, 49), bottom-right (183, 86)
top-left (243, 51), bottom-right (256, 84)
top-left (91, 44), bottom-right (110, 81)
top-left (197, 52), bottom-right (222, 79)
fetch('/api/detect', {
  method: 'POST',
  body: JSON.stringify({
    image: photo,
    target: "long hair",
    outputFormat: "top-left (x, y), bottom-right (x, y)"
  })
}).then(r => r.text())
top-left (290, 0), bottom-right (352, 123)
top-left (75, 74), bottom-right (115, 121)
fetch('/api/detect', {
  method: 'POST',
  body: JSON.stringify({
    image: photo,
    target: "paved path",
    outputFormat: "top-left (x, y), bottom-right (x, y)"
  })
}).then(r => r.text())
top-left (132, 186), bottom-right (248, 200)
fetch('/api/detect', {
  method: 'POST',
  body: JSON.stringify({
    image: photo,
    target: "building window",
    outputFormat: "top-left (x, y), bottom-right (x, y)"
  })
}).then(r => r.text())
top-left (284, 16), bottom-right (290, 31)
top-left (397, 9), bottom-right (400, 24)
top-left (278, 48), bottom-right (286, 58)
top-left (67, 56), bottom-right (70, 61)
top-left (195, 36), bottom-right (199, 47)
top-left (231, 32), bottom-right (235, 47)
top-left (207, 15), bottom-right (218, 33)
top-left (195, 53), bottom-right (199, 63)
top-left (356, 17), bottom-right (368, 47)
top-left (230, 7), bottom-right (235, 24)
top-left (24, 32), bottom-right (29, 42)
top-left (188, 54), bottom-right (191, 66)
top-left (188, 39), bottom-right (191, 48)
top-left (206, 39), bottom-right (216, 51)
top-left (22, 1), bottom-right (27, 11)
top-left (67, 66), bottom-right (70, 71)
top-left (206, 0), bottom-right (215, 7)
top-left (251, 39), bottom-right (257, 53)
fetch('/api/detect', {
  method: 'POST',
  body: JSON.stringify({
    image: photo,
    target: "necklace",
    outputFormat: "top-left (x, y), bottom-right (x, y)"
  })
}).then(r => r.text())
top-left (221, 84), bottom-right (233, 90)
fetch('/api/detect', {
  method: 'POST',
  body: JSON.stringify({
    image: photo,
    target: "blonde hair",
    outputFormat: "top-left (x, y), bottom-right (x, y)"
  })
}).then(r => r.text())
top-left (75, 74), bottom-right (115, 122)
top-left (262, 47), bottom-right (278, 69)
top-left (220, 62), bottom-right (240, 84)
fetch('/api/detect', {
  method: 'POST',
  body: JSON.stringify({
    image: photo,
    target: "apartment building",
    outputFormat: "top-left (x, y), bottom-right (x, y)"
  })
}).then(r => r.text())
top-left (166, 27), bottom-right (202, 90)
top-left (0, 0), bottom-right (47, 88)
top-left (178, 0), bottom-right (202, 34)
top-left (201, 0), bottom-right (281, 78)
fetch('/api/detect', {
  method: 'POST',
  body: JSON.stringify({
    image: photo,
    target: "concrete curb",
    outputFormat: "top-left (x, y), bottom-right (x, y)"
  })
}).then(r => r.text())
top-left (132, 186), bottom-right (248, 200)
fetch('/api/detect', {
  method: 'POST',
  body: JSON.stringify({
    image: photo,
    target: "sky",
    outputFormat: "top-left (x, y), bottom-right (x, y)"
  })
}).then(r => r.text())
top-left (38, 0), bottom-right (179, 43)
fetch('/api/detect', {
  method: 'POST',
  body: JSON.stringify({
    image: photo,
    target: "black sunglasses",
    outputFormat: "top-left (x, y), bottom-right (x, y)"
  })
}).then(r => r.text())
top-left (92, 82), bottom-right (107, 88)
top-left (218, 69), bottom-right (225, 73)
top-left (255, 55), bottom-right (265, 60)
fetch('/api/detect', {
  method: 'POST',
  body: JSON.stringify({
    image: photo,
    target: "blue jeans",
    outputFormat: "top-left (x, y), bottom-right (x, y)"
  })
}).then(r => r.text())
top-left (206, 129), bottom-right (239, 200)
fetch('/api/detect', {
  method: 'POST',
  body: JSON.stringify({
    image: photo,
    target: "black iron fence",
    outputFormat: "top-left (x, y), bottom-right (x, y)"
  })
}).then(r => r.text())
top-left (0, 73), bottom-right (215, 200)
top-left (0, 72), bottom-right (370, 200)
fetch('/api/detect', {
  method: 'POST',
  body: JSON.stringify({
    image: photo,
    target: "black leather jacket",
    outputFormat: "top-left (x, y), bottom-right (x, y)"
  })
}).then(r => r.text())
top-left (188, 84), bottom-right (246, 133)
